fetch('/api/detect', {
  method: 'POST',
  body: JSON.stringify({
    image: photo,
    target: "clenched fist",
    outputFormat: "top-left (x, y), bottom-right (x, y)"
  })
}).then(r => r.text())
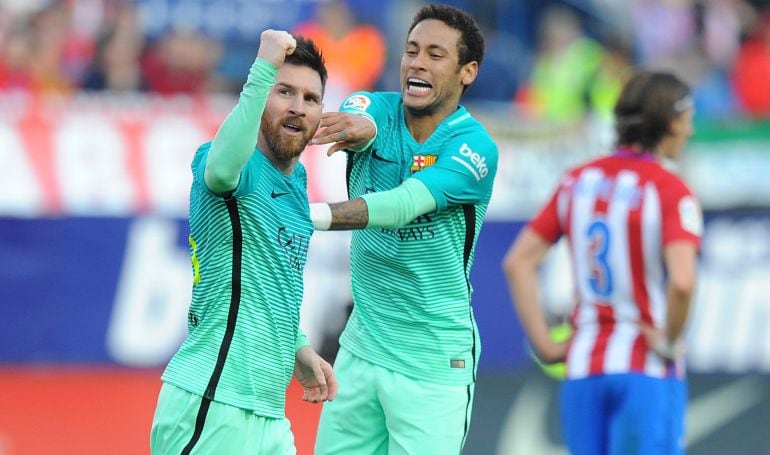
top-left (257, 29), bottom-right (297, 68)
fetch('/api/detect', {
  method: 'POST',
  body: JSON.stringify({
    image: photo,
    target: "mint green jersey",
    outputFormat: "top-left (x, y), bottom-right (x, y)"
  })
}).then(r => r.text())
top-left (338, 92), bottom-right (498, 385)
top-left (162, 141), bottom-right (313, 418)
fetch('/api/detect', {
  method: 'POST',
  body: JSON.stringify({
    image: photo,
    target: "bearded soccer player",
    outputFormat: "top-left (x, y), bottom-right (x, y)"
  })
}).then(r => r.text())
top-left (309, 5), bottom-right (497, 454)
top-left (504, 71), bottom-right (701, 455)
top-left (150, 31), bottom-right (337, 454)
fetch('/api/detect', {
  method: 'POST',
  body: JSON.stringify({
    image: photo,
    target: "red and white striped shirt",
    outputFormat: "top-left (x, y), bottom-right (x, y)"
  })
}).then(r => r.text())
top-left (530, 150), bottom-right (702, 379)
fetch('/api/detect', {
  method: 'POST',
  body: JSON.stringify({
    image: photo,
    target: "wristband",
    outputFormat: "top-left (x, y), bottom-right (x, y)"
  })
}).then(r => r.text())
top-left (309, 203), bottom-right (332, 230)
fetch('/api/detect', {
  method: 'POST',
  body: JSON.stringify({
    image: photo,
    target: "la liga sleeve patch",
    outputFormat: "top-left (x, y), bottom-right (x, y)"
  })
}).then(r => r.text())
top-left (678, 195), bottom-right (703, 236)
top-left (342, 94), bottom-right (371, 112)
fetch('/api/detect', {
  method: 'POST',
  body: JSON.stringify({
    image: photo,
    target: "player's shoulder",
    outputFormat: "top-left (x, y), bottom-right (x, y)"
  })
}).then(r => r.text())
top-left (653, 164), bottom-right (695, 200)
top-left (569, 154), bottom-right (610, 174)
top-left (191, 141), bottom-right (213, 170)
top-left (553, 155), bottom-right (609, 190)
top-left (621, 156), bottom-right (694, 195)
top-left (293, 160), bottom-right (308, 186)
top-left (372, 91), bottom-right (402, 106)
top-left (195, 141), bottom-right (213, 157)
top-left (446, 110), bottom-right (497, 159)
top-left (572, 154), bottom-right (695, 197)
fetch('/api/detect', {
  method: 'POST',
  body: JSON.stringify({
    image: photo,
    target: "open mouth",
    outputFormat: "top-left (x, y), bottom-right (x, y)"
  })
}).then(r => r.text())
top-left (406, 77), bottom-right (432, 95)
top-left (282, 121), bottom-right (303, 135)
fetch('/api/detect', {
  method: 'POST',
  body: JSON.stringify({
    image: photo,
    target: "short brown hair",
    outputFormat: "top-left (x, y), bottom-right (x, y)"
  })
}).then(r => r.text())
top-left (286, 36), bottom-right (327, 89)
top-left (614, 71), bottom-right (692, 150)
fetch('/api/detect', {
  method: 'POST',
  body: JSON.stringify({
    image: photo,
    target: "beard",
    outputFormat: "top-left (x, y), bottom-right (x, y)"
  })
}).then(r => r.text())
top-left (261, 116), bottom-right (315, 162)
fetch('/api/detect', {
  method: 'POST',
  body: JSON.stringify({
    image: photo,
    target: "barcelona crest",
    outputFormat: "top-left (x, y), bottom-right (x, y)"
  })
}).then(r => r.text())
top-left (410, 154), bottom-right (438, 174)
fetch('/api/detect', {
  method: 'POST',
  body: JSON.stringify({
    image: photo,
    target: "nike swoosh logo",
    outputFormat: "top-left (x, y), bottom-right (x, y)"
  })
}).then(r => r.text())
top-left (371, 149), bottom-right (396, 164)
top-left (270, 190), bottom-right (289, 199)
top-left (497, 376), bottom-right (767, 453)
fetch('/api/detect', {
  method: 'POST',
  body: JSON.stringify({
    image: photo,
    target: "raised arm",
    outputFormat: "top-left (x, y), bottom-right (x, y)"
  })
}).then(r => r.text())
top-left (204, 30), bottom-right (296, 195)
top-left (310, 177), bottom-right (437, 230)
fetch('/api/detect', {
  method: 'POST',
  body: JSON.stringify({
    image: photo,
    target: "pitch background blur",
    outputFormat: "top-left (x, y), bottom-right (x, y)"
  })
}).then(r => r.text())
top-left (1, 0), bottom-right (769, 454)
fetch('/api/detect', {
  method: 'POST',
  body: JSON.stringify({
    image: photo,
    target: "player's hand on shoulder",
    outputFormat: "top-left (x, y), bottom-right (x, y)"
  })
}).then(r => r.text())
top-left (311, 111), bottom-right (376, 155)
top-left (257, 29), bottom-right (296, 68)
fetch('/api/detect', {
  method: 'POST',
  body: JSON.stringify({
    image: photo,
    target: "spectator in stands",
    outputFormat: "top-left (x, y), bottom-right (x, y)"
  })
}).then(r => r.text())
top-left (27, 2), bottom-right (93, 95)
top-left (465, 27), bottom-right (525, 104)
top-left (0, 24), bottom-right (35, 91)
top-left (0, 2), bottom-right (89, 95)
top-left (732, 9), bottom-right (770, 117)
top-left (82, 4), bottom-right (146, 92)
top-left (293, 0), bottom-right (386, 104)
top-left (631, 0), bottom-right (695, 68)
top-left (587, 35), bottom-right (634, 123)
top-left (517, 6), bottom-right (608, 124)
top-left (142, 29), bottom-right (224, 96)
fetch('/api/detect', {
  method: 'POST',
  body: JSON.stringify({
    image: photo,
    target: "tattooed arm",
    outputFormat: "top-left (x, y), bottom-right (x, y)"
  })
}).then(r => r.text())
top-left (310, 178), bottom-right (436, 231)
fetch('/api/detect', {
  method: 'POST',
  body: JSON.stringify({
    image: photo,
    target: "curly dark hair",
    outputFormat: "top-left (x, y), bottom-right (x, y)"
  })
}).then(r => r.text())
top-left (408, 4), bottom-right (485, 68)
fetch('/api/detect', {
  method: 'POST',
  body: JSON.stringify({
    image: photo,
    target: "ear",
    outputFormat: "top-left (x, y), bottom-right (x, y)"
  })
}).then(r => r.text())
top-left (669, 112), bottom-right (689, 136)
top-left (460, 61), bottom-right (479, 87)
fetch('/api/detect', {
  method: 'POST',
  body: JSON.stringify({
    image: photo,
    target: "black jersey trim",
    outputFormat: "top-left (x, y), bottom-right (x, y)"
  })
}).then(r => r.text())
top-left (462, 205), bottom-right (477, 382)
top-left (345, 151), bottom-right (354, 199)
top-left (181, 196), bottom-right (243, 453)
top-left (461, 205), bottom-right (476, 272)
top-left (460, 384), bottom-right (473, 452)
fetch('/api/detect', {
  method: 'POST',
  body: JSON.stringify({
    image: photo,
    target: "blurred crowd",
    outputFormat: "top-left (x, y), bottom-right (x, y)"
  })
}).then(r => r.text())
top-left (0, 0), bottom-right (768, 123)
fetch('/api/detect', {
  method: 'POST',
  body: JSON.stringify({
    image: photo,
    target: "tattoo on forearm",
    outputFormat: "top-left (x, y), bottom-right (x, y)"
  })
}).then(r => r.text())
top-left (329, 198), bottom-right (369, 230)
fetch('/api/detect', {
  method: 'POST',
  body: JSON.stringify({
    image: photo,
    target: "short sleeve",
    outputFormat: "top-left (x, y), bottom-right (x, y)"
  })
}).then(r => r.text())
top-left (661, 179), bottom-right (702, 248)
top-left (412, 136), bottom-right (498, 210)
top-left (529, 188), bottom-right (563, 243)
top-left (191, 142), bottom-right (212, 188)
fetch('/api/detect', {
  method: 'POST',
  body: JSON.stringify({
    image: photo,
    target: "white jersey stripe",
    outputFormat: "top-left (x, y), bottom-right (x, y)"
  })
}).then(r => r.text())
top-left (645, 347), bottom-right (667, 377)
top-left (571, 168), bottom-right (603, 306)
top-left (642, 183), bottom-right (666, 329)
top-left (568, 303), bottom-right (598, 378)
top-left (606, 171), bottom-right (638, 319)
top-left (604, 322), bottom-right (640, 373)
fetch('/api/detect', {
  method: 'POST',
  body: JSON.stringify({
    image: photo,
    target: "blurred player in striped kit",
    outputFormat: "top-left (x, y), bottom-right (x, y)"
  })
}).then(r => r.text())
top-left (504, 71), bottom-right (702, 455)
top-left (308, 4), bottom-right (496, 454)
top-left (150, 31), bottom-right (337, 454)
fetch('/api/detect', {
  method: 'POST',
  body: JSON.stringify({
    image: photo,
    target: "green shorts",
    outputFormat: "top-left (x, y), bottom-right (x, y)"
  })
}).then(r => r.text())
top-left (315, 347), bottom-right (475, 455)
top-left (150, 383), bottom-right (295, 454)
